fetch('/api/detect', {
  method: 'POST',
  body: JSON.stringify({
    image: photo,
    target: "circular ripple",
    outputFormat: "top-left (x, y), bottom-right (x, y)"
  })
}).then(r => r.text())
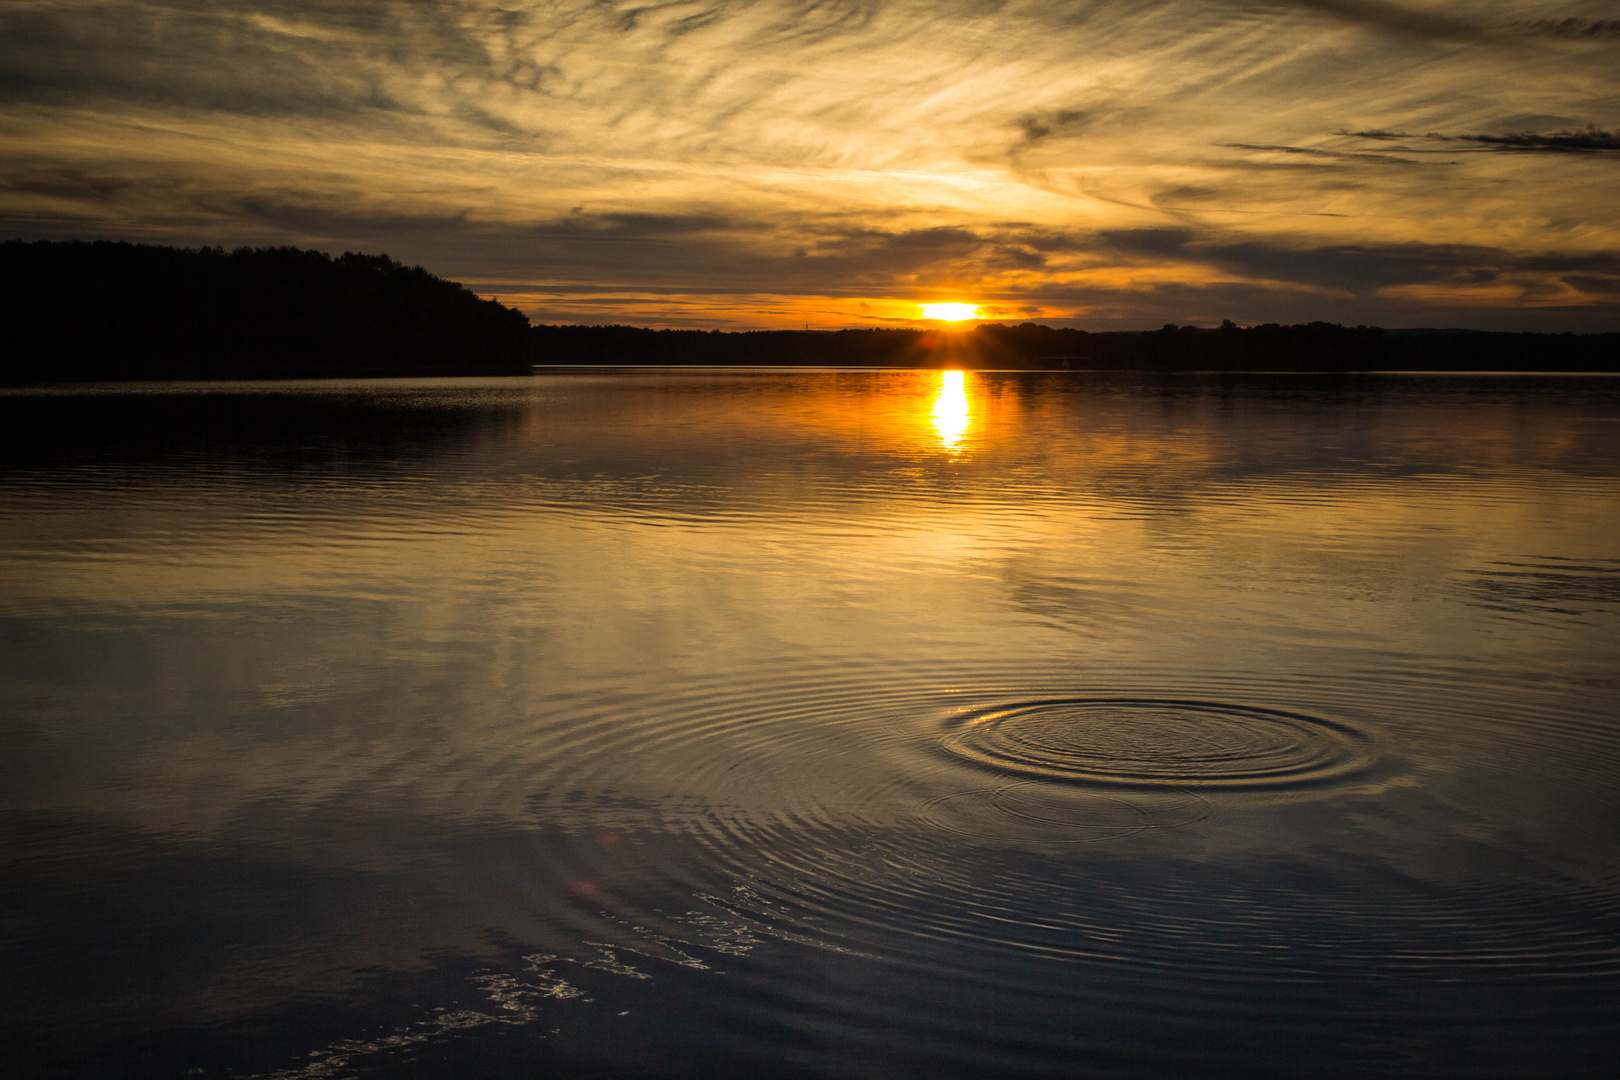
top-left (921, 783), bottom-right (1211, 846)
top-left (941, 698), bottom-right (1373, 790)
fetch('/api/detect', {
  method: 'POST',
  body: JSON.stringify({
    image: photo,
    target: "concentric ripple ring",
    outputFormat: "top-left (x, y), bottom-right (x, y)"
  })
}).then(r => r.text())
top-left (941, 698), bottom-right (1374, 790)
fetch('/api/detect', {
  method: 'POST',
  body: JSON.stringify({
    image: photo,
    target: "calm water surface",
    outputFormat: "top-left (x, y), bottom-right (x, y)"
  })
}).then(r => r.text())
top-left (3, 370), bottom-right (1619, 1078)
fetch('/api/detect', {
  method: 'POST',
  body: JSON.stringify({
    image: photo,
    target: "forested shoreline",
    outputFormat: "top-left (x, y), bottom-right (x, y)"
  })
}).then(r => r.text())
top-left (531, 321), bottom-right (1620, 372)
top-left (2, 240), bottom-right (532, 381)
top-left (3, 241), bottom-right (1616, 381)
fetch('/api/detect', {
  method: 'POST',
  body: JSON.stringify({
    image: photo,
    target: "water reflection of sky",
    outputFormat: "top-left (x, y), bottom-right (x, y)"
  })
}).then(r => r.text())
top-left (3, 373), bottom-right (1620, 1078)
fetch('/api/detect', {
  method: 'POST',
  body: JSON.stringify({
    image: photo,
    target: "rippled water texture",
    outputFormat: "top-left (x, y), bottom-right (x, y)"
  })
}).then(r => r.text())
top-left (3, 371), bottom-right (1619, 1078)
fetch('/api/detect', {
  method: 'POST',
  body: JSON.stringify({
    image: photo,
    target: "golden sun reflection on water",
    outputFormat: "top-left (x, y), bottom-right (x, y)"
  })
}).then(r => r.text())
top-left (932, 370), bottom-right (970, 450)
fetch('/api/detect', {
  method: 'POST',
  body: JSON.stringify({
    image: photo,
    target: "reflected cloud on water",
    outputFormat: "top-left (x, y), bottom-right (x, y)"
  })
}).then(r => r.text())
top-left (3, 371), bottom-right (1620, 1078)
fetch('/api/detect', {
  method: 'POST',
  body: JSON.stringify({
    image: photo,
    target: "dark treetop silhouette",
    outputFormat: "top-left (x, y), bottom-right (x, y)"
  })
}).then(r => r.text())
top-left (3, 241), bottom-right (1615, 381)
top-left (2, 240), bottom-right (532, 382)
top-left (531, 320), bottom-right (1619, 372)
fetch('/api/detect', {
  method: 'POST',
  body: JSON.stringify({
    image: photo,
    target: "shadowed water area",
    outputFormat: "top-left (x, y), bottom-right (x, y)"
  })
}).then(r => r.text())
top-left (2, 370), bottom-right (1619, 1078)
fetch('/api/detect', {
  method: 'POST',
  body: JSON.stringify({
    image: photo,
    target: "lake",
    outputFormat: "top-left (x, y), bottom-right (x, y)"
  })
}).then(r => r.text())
top-left (3, 370), bottom-right (1619, 1078)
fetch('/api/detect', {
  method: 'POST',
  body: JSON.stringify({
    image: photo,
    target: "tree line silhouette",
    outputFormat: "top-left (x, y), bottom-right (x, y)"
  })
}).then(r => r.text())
top-left (2, 240), bottom-right (532, 382)
top-left (3, 240), bottom-right (1615, 381)
top-left (533, 320), bottom-right (1619, 372)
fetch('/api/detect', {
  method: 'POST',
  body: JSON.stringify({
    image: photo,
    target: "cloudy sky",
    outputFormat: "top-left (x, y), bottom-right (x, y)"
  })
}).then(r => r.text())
top-left (2, 1), bottom-right (1618, 329)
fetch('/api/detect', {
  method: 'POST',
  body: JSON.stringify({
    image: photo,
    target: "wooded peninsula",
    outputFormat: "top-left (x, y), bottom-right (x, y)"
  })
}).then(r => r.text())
top-left (4, 241), bottom-right (1615, 381)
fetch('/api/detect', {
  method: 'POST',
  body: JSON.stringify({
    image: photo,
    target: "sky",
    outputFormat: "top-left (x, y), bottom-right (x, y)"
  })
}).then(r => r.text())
top-left (2, 1), bottom-right (1618, 330)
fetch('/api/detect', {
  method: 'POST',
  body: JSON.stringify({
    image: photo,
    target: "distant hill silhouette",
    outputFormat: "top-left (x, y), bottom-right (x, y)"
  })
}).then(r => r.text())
top-left (2, 240), bottom-right (531, 382)
top-left (533, 320), bottom-right (1619, 371)
top-left (4, 240), bottom-right (1614, 381)
top-left (530, 324), bottom-right (929, 367)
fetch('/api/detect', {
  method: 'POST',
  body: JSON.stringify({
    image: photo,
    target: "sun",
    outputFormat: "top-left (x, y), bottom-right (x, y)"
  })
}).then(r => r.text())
top-left (919, 302), bottom-right (979, 322)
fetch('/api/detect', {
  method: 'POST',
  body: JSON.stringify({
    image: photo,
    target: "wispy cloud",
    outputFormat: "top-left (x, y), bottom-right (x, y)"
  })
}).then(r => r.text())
top-left (1276, 0), bottom-right (1494, 43)
top-left (1510, 18), bottom-right (1620, 40)
top-left (1458, 127), bottom-right (1620, 153)
top-left (1346, 125), bottom-right (1620, 153)
top-left (1, 0), bottom-right (1616, 328)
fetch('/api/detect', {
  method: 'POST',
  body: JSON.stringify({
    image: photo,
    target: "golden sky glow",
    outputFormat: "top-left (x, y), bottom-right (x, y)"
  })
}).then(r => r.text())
top-left (1, 2), bottom-right (1617, 330)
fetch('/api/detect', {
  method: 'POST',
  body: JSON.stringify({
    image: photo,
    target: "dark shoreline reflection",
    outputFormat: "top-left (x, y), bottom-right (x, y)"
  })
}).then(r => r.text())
top-left (3, 372), bottom-right (1619, 1078)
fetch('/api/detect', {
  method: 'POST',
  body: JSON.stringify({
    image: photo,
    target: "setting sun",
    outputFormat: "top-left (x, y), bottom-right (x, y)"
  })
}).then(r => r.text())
top-left (919, 303), bottom-right (979, 322)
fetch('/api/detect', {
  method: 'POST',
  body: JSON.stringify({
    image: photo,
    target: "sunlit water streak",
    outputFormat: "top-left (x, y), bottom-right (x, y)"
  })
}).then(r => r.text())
top-left (931, 369), bottom-right (970, 449)
top-left (2, 371), bottom-right (1619, 1078)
